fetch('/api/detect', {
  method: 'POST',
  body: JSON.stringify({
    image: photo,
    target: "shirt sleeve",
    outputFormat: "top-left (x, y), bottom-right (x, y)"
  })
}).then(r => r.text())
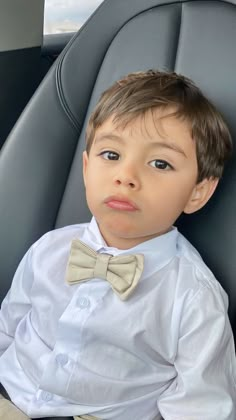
top-left (158, 280), bottom-right (236, 420)
top-left (0, 246), bottom-right (34, 356)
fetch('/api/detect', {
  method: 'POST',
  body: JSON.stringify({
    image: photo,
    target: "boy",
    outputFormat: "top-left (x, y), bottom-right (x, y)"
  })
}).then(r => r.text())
top-left (0, 70), bottom-right (235, 420)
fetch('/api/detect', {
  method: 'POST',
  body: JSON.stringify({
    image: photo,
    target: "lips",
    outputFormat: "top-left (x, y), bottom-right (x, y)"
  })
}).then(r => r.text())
top-left (104, 196), bottom-right (139, 211)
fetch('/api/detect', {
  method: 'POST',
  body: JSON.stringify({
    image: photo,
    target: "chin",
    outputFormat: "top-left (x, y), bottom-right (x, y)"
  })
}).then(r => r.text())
top-left (99, 218), bottom-right (137, 238)
top-left (107, 226), bottom-right (137, 238)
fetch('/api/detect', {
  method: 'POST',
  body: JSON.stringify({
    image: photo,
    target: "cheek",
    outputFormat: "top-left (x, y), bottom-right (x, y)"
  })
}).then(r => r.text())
top-left (164, 181), bottom-right (196, 214)
top-left (85, 187), bottom-right (97, 217)
top-left (84, 174), bottom-right (103, 212)
top-left (84, 167), bottom-right (96, 188)
top-left (147, 178), bottom-right (195, 214)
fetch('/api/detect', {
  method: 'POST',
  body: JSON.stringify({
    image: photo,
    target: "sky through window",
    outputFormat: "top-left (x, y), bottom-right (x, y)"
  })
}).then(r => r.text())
top-left (44, 0), bottom-right (103, 34)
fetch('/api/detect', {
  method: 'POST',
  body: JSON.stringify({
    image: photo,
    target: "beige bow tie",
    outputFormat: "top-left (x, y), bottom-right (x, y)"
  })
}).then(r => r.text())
top-left (65, 240), bottom-right (144, 300)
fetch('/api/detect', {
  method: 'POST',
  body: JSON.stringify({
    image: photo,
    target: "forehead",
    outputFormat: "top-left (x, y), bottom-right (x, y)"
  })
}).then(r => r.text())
top-left (94, 107), bottom-right (192, 144)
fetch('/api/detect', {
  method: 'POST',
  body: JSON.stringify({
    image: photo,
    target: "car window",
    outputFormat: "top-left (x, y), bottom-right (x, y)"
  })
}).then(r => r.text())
top-left (44, 0), bottom-right (104, 34)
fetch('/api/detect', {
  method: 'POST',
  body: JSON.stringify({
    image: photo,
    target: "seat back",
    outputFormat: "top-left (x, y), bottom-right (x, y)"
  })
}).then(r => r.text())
top-left (0, 0), bottom-right (236, 336)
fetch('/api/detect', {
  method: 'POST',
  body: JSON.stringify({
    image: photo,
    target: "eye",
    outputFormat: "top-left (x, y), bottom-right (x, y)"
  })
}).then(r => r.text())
top-left (100, 151), bottom-right (120, 160)
top-left (149, 159), bottom-right (173, 170)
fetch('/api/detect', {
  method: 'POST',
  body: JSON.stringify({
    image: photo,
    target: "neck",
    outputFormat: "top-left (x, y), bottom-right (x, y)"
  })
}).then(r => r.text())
top-left (98, 224), bottom-right (169, 250)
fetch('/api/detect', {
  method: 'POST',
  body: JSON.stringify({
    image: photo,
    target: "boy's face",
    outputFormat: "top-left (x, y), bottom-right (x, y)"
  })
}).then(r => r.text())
top-left (83, 109), bottom-right (216, 249)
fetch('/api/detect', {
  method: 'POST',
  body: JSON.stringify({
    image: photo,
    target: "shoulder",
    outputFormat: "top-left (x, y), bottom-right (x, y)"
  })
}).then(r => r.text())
top-left (31, 222), bottom-right (89, 255)
top-left (174, 231), bottom-right (228, 309)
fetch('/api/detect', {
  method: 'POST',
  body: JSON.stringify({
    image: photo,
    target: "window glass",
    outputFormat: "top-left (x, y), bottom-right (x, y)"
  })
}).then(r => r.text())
top-left (44, 0), bottom-right (104, 34)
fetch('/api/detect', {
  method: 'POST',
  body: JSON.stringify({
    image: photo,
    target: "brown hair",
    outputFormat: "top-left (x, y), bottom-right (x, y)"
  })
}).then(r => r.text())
top-left (85, 70), bottom-right (233, 182)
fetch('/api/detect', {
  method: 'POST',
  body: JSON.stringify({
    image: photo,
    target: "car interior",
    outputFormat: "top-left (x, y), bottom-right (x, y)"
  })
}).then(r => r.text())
top-left (0, 0), bottom-right (235, 419)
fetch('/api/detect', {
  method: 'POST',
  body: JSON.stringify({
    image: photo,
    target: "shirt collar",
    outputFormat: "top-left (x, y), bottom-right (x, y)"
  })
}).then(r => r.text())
top-left (81, 217), bottom-right (178, 277)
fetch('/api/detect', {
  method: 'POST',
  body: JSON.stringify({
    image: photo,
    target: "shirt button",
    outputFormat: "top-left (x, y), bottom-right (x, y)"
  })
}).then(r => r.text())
top-left (77, 296), bottom-right (90, 309)
top-left (41, 391), bottom-right (53, 402)
top-left (55, 353), bottom-right (68, 366)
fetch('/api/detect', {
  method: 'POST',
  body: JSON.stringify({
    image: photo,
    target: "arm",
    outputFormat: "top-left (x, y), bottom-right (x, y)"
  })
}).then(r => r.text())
top-left (158, 282), bottom-right (236, 420)
top-left (0, 247), bottom-right (34, 356)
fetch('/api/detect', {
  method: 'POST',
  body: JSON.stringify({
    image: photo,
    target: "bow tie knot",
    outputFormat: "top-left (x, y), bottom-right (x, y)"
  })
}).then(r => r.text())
top-left (94, 253), bottom-right (111, 279)
top-left (65, 240), bottom-right (144, 300)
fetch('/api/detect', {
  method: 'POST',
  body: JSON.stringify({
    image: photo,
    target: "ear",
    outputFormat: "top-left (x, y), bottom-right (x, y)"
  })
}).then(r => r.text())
top-left (82, 151), bottom-right (89, 187)
top-left (184, 177), bottom-right (219, 214)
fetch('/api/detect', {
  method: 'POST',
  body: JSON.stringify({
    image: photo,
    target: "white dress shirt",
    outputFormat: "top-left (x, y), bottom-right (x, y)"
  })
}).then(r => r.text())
top-left (0, 217), bottom-right (235, 419)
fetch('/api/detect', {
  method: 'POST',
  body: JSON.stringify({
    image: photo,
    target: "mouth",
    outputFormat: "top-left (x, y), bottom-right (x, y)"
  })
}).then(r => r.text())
top-left (104, 196), bottom-right (139, 212)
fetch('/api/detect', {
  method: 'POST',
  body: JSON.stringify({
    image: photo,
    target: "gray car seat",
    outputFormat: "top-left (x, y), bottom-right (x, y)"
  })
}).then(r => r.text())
top-left (0, 1), bottom-right (235, 419)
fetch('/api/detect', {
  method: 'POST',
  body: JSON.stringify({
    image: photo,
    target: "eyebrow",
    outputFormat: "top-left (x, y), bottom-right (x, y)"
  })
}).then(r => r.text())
top-left (95, 133), bottom-right (124, 144)
top-left (94, 132), bottom-right (187, 158)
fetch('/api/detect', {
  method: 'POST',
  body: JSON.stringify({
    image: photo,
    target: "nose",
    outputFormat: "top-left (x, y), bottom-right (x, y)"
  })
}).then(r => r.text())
top-left (113, 163), bottom-right (140, 190)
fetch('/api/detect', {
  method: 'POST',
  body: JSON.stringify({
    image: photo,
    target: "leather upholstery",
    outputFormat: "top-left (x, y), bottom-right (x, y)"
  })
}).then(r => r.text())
top-left (0, 1), bottom-right (235, 417)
